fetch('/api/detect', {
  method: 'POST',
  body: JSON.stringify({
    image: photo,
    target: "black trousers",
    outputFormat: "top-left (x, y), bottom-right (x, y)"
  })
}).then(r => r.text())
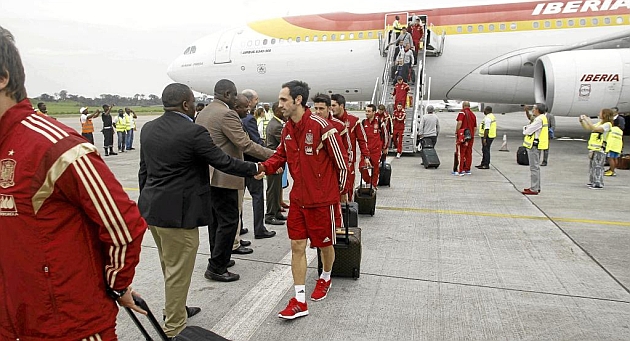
top-left (82, 132), bottom-right (94, 145)
top-left (245, 176), bottom-right (266, 236)
top-left (265, 173), bottom-right (282, 221)
top-left (102, 128), bottom-right (113, 148)
top-left (481, 138), bottom-right (494, 166)
top-left (208, 186), bottom-right (239, 274)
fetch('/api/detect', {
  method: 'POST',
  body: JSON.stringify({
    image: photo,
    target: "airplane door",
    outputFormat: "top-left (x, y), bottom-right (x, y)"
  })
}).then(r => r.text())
top-left (215, 30), bottom-right (236, 64)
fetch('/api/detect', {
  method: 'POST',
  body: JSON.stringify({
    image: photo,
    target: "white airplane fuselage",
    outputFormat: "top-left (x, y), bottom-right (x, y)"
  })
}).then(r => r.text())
top-left (168, 1), bottom-right (630, 116)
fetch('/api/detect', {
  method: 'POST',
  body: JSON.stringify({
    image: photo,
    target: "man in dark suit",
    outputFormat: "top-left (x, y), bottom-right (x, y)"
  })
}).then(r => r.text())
top-left (196, 79), bottom-right (274, 283)
top-left (138, 83), bottom-right (262, 338)
top-left (264, 102), bottom-right (287, 225)
top-left (241, 89), bottom-right (279, 237)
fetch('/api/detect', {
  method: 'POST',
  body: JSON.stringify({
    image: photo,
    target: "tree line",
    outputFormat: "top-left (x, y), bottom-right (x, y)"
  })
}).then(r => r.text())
top-left (35, 90), bottom-right (162, 106)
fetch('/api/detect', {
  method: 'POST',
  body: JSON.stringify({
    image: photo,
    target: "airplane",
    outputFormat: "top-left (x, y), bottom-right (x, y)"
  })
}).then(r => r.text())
top-left (167, 0), bottom-right (630, 117)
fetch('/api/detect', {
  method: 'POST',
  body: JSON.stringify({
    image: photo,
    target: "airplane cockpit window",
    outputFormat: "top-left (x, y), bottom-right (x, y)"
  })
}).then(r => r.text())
top-left (592, 18), bottom-right (599, 25)
top-left (500, 23), bottom-right (506, 31)
top-left (184, 47), bottom-right (191, 55)
top-left (457, 26), bottom-right (463, 33)
top-left (510, 23), bottom-right (517, 30)
top-left (533, 22), bottom-right (540, 29)
top-left (489, 24), bottom-right (496, 31)
top-left (580, 19), bottom-right (586, 26)
top-left (604, 17), bottom-right (611, 25)
top-left (263, 39), bottom-right (268, 45)
top-left (190, 46), bottom-right (196, 54)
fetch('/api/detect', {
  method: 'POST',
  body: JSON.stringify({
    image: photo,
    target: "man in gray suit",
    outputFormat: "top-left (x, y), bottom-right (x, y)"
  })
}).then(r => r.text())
top-left (264, 102), bottom-right (287, 225)
top-left (196, 79), bottom-right (274, 282)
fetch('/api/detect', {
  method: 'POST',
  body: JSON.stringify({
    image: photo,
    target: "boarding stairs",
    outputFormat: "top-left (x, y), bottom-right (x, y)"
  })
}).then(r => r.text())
top-left (373, 13), bottom-right (445, 154)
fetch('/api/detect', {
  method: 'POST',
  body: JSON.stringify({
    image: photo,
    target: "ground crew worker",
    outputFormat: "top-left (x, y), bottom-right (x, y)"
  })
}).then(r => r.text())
top-left (101, 104), bottom-right (117, 156)
top-left (331, 93), bottom-right (370, 201)
top-left (521, 104), bottom-right (549, 195)
top-left (476, 106), bottom-right (496, 169)
top-left (80, 106), bottom-right (99, 144)
top-left (125, 107), bottom-right (137, 150)
top-left (360, 104), bottom-right (388, 188)
top-left (580, 109), bottom-right (614, 189)
top-left (606, 120), bottom-right (624, 177)
top-left (114, 108), bottom-right (128, 153)
top-left (262, 80), bottom-right (348, 320)
top-left (392, 102), bottom-right (406, 158)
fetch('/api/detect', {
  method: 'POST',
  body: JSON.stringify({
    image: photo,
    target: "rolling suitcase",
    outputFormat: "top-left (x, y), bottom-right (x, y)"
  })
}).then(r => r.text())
top-left (517, 146), bottom-right (529, 165)
top-left (125, 295), bottom-right (228, 341)
top-left (342, 201), bottom-right (359, 228)
top-left (318, 202), bottom-right (362, 279)
top-left (420, 146), bottom-right (440, 169)
top-left (354, 168), bottom-right (376, 216)
top-left (378, 159), bottom-right (392, 187)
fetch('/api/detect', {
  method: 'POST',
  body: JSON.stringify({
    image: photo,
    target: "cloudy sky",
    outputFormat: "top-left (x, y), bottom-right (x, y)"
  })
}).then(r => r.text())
top-left (1, 0), bottom-right (519, 98)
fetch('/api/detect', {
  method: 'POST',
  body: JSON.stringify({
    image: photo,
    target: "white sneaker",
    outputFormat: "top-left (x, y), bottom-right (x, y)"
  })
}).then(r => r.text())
top-left (396, 153), bottom-right (401, 158)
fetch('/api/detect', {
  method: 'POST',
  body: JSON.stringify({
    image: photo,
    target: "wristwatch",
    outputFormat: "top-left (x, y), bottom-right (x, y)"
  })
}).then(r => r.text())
top-left (106, 286), bottom-right (128, 300)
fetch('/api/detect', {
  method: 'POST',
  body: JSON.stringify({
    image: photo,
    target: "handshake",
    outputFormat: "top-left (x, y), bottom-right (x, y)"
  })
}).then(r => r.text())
top-left (254, 163), bottom-right (283, 180)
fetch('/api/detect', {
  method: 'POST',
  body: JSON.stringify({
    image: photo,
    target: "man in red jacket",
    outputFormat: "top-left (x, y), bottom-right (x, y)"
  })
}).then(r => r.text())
top-left (331, 93), bottom-right (370, 201)
top-left (360, 104), bottom-right (389, 188)
top-left (392, 102), bottom-right (407, 158)
top-left (262, 81), bottom-right (348, 320)
top-left (0, 25), bottom-right (147, 341)
top-left (392, 76), bottom-right (410, 109)
top-left (455, 101), bottom-right (478, 175)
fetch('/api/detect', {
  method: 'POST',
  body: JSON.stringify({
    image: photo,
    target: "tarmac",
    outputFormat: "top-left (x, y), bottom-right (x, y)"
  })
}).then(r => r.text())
top-left (57, 110), bottom-right (630, 341)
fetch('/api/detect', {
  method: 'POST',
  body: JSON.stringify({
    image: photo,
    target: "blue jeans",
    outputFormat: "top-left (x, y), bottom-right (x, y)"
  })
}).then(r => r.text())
top-left (126, 129), bottom-right (134, 149)
top-left (117, 131), bottom-right (126, 151)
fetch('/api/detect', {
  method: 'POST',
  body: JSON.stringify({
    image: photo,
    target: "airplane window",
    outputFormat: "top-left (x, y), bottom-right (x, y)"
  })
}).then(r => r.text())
top-left (191, 46), bottom-right (196, 54)
top-left (247, 40), bottom-right (253, 47)
top-left (510, 23), bottom-right (517, 30)
top-left (288, 37), bottom-right (293, 43)
top-left (255, 40), bottom-right (260, 46)
top-left (457, 26), bottom-right (463, 33)
top-left (478, 25), bottom-right (484, 32)
top-left (322, 35), bottom-right (328, 41)
top-left (296, 37), bottom-right (301, 43)
top-left (544, 21), bottom-right (551, 28)
top-left (305, 36), bottom-right (310, 42)
top-left (263, 39), bottom-right (268, 45)
top-left (533, 22), bottom-right (540, 29)
top-left (580, 19), bottom-right (586, 26)
top-left (340, 34), bottom-right (345, 40)
top-left (604, 17), bottom-right (611, 25)
top-left (359, 32), bottom-right (364, 39)
top-left (467, 25), bottom-right (473, 32)
top-left (592, 18), bottom-right (599, 25)
top-left (617, 17), bottom-right (624, 24)
top-left (313, 35), bottom-right (318, 41)
top-left (368, 32), bottom-right (373, 38)
top-left (489, 24), bottom-right (495, 31)
top-left (349, 33), bottom-right (355, 39)
top-left (556, 20), bottom-right (562, 27)
top-left (499, 23), bottom-right (506, 31)
top-left (331, 34), bottom-right (336, 40)
top-left (184, 47), bottom-right (190, 55)
top-left (568, 20), bottom-right (574, 27)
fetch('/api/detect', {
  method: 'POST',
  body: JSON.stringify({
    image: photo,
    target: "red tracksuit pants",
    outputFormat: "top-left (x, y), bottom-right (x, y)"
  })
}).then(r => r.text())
top-left (393, 129), bottom-right (404, 153)
top-left (360, 153), bottom-right (381, 188)
top-left (458, 141), bottom-right (474, 173)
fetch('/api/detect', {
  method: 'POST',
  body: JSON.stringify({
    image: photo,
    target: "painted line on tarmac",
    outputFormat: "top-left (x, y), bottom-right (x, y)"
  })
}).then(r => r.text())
top-left (211, 247), bottom-right (317, 341)
top-left (122, 187), bottom-right (629, 227)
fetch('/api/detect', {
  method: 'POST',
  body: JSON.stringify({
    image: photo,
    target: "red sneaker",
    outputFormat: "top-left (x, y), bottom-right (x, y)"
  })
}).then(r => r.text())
top-left (522, 188), bottom-right (539, 195)
top-left (278, 298), bottom-right (308, 320)
top-left (310, 278), bottom-right (331, 301)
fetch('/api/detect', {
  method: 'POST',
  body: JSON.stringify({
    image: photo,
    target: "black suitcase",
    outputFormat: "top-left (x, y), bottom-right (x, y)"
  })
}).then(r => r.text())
top-left (342, 201), bottom-right (359, 228)
top-left (378, 160), bottom-right (392, 187)
top-left (125, 295), bottom-right (228, 341)
top-left (420, 146), bottom-right (440, 169)
top-left (517, 146), bottom-right (529, 165)
top-left (318, 203), bottom-right (362, 279)
top-left (354, 168), bottom-right (376, 216)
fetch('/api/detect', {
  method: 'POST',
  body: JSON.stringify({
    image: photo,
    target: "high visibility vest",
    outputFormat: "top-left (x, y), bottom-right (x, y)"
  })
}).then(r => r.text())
top-left (523, 114), bottom-right (549, 150)
top-left (115, 116), bottom-right (128, 132)
top-left (81, 117), bottom-right (94, 134)
top-left (479, 113), bottom-right (497, 138)
top-left (125, 114), bottom-right (134, 131)
top-left (587, 122), bottom-right (611, 151)
top-left (605, 126), bottom-right (623, 153)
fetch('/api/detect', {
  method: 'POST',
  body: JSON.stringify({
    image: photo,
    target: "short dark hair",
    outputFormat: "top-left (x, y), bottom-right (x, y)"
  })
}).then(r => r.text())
top-left (367, 104), bottom-right (377, 112)
top-left (272, 101), bottom-right (279, 114)
top-left (484, 106), bottom-right (492, 114)
top-left (311, 93), bottom-right (331, 107)
top-left (331, 94), bottom-right (346, 107)
top-left (102, 104), bottom-right (110, 110)
top-left (37, 102), bottom-right (44, 109)
top-left (0, 26), bottom-right (27, 102)
top-left (534, 103), bottom-right (547, 114)
top-left (214, 79), bottom-right (236, 96)
top-left (162, 83), bottom-right (192, 108)
top-left (282, 80), bottom-right (310, 107)
top-left (196, 102), bottom-right (205, 109)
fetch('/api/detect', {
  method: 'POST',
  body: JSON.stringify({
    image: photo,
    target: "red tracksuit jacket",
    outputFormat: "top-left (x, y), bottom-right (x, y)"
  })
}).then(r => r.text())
top-left (327, 114), bottom-right (351, 194)
top-left (263, 109), bottom-right (348, 208)
top-left (0, 100), bottom-right (147, 340)
top-left (361, 117), bottom-right (388, 154)
top-left (339, 111), bottom-right (370, 165)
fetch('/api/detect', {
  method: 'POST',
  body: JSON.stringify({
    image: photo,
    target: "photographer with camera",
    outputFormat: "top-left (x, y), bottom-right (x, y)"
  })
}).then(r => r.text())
top-left (521, 104), bottom-right (549, 195)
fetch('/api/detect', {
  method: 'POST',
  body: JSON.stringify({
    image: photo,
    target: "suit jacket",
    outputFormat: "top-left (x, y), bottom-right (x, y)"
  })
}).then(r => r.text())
top-left (196, 100), bottom-right (273, 190)
top-left (138, 111), bottom-right (258, 228)
top-left (266, 115), bottom-right (284, 150)
top-left (241, 112), bottom-right (268, 162)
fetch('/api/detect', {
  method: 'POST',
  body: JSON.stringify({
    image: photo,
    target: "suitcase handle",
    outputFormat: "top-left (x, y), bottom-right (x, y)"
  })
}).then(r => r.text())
top-left (124, 294), bottom-right (171, 341)
top-left (342, 202), bottom-right (351, 245)
top-left (359, 166), bottom-right (374, 191)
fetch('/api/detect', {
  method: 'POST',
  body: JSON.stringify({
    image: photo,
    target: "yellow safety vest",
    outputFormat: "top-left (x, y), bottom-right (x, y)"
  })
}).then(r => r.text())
top-left (523, 114), bottom-right (549, 150)
top-left (587, 122), bottom-right (611, 151)
top-left (115, 116), bottom-right (128, 132)
top-left (605, 126), bottom-right (623, 153)
top-left (479, 113), bottom-right (497, 138)
top-left (125, 114), bottom-right (134, 131)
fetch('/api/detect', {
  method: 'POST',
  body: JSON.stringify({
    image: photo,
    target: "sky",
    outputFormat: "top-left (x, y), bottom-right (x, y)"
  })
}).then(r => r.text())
top-left (0, 0), bottom-right (522, 99)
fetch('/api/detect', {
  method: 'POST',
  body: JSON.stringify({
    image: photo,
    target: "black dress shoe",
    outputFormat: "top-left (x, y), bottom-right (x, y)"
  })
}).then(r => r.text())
top-left (163, 306), bottom-right (201, 320)
top-left (227, 259), bottom-right (235, 268)
top-left (275, 214), bottom-right (287, 221)
top-left (231, 245), bottom-right (253, 254)
top-left (240, 228), bottom-right (249, 235)
top-left (255, 230), bottom-right (277, 239)
top-left (240, 240), bottom-right (251, 247)
top-left (204, 269), bottom-right (240, 282)
top-left (265, 218), bottom-right (285, 225)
